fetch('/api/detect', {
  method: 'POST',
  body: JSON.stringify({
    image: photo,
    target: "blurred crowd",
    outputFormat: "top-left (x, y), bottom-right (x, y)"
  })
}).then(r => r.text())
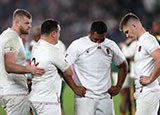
top-left (0, 0), bottom-right (160, 46)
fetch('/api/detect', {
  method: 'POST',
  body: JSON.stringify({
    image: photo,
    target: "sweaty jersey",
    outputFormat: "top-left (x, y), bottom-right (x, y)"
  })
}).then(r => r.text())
top-left (0, 28), bottom-right (27, 96)
top-left (29, 40), bottom-right (70, 104)
top-left (134, 32), bottom-right (160, 92)
top-left (65, 35), bottom-right (126, 98)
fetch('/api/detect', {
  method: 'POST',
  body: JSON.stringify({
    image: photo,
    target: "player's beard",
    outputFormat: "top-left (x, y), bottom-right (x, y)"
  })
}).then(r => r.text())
top-left (19, 25), bottom-right (29, 35)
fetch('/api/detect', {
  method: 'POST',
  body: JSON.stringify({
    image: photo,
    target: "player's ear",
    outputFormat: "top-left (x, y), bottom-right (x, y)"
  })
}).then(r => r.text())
top-left (89, 30), bottom-right (92, 37)
top-left (132, 23), bottom-right (137, 29)
top-left (13, 19), bottom-right (20, 27)
top-left (132, 23), bottom-right (135, 27)
top-left (133, 23), bottom-right (139, 31)
top-left (50, 31), bottom-right (56, 38)
top-left (14, 16), bottom-right (21, 26)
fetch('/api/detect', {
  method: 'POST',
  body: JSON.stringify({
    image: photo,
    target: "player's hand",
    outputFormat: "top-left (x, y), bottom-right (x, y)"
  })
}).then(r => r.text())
top-left (27, 62), bottom-right (45, 76)
top-left (107, 85), bottom-right (121, 98)
top-left (139, 75), bottom-right (151, 85)
top-left (73, 86), bottom-right (86, 97)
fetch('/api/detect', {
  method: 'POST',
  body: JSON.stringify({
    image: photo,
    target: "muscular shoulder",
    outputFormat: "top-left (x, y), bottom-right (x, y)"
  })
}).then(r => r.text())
top-left (1, 28), bottom-right (19, 40)
top-left (0, 28), bottom-right (21, 52)
top-left (141, 33), bottom-right (160, 51)
top-left (71, 36), bottom-right (89, 46)
top-left (67, 36), bottom-right (89, 52)
top-left (103, 38), bottom-right (118, 48)
top-left (144, 33), bottom-right (157, 44)
top-left (33, 40), bottom-right (60, 55)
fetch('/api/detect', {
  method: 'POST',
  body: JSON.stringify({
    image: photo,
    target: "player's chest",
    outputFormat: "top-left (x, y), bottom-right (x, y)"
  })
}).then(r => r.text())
top-left (78, 45), bottom-right (113, 62)
top-left (134, 44), bottom-right (148, 62)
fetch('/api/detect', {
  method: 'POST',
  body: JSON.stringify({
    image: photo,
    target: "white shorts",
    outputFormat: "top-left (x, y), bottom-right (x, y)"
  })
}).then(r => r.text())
top-left (74, 96), bottom-right (115, 115)
top-left (1, 95), bottom-right (30, 115)
top-left (32, 103), bottom-right (61, 115)
top-left (135, 91), bottom-right (160, 115)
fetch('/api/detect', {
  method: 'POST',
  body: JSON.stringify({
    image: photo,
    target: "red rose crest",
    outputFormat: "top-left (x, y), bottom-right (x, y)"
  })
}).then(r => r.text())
top-left (138, 46), bottom-right (141, 52)
top-left (97, 46), bottom-right (101, 49)
top-left (106, 49), bottom-right (110, 54)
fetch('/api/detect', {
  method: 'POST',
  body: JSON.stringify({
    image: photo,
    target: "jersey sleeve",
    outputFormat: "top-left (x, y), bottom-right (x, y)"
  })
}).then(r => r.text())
top-left (51, 48), bottom-right (70, 72)
top-left (112, 42), bottom-right (126, 66)
top-left (65, 41), bottom-right (79, 65)
top-left (4, 36), bottom-right (20, 54)
top-left (143, 36), bottom-right (160, 54)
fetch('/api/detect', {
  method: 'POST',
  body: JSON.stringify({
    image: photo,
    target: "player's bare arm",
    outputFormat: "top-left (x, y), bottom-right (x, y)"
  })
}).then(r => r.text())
top-left (5, 52), bottom-right (45, 76)
top-left (140, 48), bottom-right (160, 85)
top-left (108, 60), bottom-right (128, 97)
top-left (63, 66), bottom-right (86, 97)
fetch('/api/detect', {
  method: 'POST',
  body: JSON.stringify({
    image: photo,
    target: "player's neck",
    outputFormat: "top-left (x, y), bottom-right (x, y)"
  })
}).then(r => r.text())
top-left (137, 27), bottom-right (146, 40)
top-left (40, 36), bottom-right (57, 45)
top-left (11, 26), bottom-right (21, 36)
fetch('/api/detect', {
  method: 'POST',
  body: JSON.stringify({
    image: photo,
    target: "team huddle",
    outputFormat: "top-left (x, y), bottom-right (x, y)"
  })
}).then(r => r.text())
top-left (0, 9), bottom-right (160, 115)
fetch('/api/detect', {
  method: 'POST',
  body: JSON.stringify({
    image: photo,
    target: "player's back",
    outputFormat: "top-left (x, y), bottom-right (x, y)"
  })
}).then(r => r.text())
top-left (30, 39), bottom-right (62, 103)
top-left (31, 39), bottom-right (61, 81)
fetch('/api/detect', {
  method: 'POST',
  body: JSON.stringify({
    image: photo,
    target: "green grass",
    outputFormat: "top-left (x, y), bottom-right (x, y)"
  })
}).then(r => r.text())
top-left (62, 85), bottom-right (74, 115)
top-left (113, 94), bottom-right (121, 115)
top-left (0, 85), bottom-right (128, 115)
top-left (0, 105), bottom-right (5, 115)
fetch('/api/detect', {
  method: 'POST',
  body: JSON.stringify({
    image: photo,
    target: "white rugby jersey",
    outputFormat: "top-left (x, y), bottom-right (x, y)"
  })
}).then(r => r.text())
top-left (55, 40), bottom-right (66, 54)
top-left (29, 40), bottom-right (70, 103)
top-left (0, 28), bottom-right (27, 96)
top-left (65, 36), bottom-right (126, 98)
top-left (134, 32), bottom-right (160, 90)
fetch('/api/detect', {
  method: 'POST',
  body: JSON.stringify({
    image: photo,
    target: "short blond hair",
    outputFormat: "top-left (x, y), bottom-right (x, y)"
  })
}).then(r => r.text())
top-left (13, 9), bottom-right (32, 20)
top-left (119, 13), bottom-right (139, 31)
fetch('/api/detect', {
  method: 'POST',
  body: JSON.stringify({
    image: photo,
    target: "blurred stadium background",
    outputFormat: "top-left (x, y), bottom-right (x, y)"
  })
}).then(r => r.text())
top-left (0, 0), bottom-right (160, 46)
top-left (0, 0), bottom-right (160, 115)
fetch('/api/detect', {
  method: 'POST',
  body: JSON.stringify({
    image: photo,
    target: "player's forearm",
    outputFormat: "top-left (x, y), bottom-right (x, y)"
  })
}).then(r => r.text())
top-left (4, 52), bottom-right (30, 74)
top-left (150, 59), bottom-right (160, 83)
top-left (63, 74), bottom-right (77, 92)
top-left (63, 67), bottom-right (78, 92)
top-left (5, 62), bottom-right (30, 74)
top-left (116, 61), bottom-right (128, 88)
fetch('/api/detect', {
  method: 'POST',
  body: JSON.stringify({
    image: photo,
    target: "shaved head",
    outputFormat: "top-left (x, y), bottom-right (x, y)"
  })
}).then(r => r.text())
top-left (119, 13), bottom-right (140, 31)
top-left (13, 9), bottom-right (32, 21)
